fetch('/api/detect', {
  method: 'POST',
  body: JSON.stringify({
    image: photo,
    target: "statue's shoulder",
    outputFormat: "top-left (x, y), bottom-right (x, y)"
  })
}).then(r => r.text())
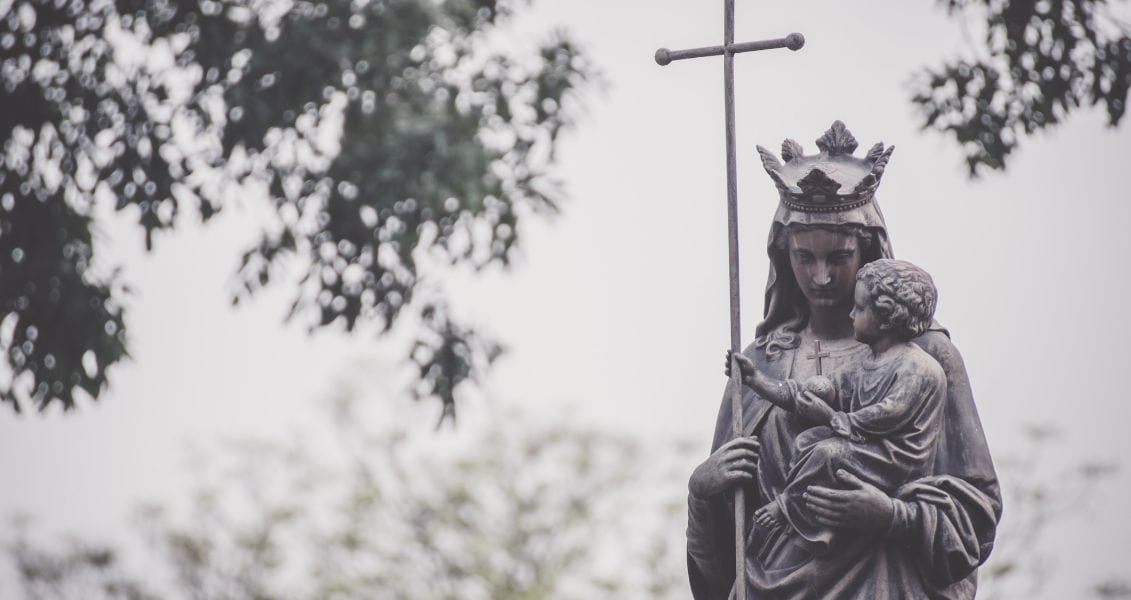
top-left (913, 326), bottom-right (970, 379)
top-left (742, 338), bottom-right (791, 375)
top-left (899, 341), bottom-right (948, 387)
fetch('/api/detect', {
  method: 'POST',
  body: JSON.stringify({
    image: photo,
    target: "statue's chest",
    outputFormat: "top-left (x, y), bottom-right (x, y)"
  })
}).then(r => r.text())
top-left (787, 337), bottom-right (868, 380)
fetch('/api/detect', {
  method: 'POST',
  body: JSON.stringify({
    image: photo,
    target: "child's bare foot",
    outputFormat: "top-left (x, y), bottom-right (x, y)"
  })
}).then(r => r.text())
top-left (755, 500), bottom-right (784, 530)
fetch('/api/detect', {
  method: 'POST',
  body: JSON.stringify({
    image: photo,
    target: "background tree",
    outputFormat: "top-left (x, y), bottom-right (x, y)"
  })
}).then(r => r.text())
top-left (5, 384), bottom-right (691, 599)
top-left (8, 400), bottom-right (1130, 599)
top-left (913, 0), bottom-right (1131, 175)
top-left (977, 424), bottom-right (1125, 600)
top-left (7, 529), bottom-right (154, 600)
top-left (0, 0), bottom-right (592, 419)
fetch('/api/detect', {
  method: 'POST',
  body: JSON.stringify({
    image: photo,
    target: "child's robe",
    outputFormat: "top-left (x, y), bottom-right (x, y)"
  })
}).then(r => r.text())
top-left (778, 341), bottom-right (947, 555)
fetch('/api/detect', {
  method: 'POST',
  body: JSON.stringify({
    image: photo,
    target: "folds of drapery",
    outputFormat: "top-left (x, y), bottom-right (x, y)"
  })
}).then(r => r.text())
top-left (686, 330), bottom-right (1001, 599)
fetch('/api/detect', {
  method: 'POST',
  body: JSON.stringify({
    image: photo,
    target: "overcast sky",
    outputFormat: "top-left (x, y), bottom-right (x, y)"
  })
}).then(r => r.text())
top-left (2, 1), bottom-right (1130, 597)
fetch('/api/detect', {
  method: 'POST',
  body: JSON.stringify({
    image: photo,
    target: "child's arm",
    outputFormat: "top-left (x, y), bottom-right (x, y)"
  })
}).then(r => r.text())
top-left (824, 392), bottom-right (915, 442)
top-left (795, 388), bottom-right (838, 425)
top-left (840, 387), bottom-right (931, 437)
top-left (726, 350), bottom-right (795, 411)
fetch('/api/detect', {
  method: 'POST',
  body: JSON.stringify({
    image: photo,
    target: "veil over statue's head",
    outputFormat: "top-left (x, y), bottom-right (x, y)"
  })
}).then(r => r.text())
top-left (754, 121), bottom-right (897, 354)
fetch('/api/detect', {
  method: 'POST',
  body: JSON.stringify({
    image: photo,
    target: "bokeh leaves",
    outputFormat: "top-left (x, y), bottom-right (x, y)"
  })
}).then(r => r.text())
top-left (913, 0), bottom-right (1131, 175)
top-left (0, 0), bottom-right (594, 417)
top-left (6, 391), bottom-right (692, 599)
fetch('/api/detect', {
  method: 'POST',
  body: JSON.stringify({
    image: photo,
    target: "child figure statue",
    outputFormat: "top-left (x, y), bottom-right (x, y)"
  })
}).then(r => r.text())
top-left (728, 258), bottom-right (947, 556)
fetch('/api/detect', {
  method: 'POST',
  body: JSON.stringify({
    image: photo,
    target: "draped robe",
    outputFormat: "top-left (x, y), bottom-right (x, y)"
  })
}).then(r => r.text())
top-left (777, 341), bottom-right (947, 557)
top-left (686, 328), bottom-right (1002, 599)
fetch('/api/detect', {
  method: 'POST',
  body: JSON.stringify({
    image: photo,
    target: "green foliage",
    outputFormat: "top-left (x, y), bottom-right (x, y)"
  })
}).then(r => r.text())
top-left (912, 0), bottom-right (1131, 175)
top-left (7, 524), bottom-right (156, 600)
top-left (5, 391), bottom-right (692, 599)
top-left (0, 0), bottom-right (593, 416)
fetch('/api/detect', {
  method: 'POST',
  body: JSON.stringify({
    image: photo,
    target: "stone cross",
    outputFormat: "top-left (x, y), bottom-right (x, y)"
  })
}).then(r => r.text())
top-left (807, 339), bottom-right (831, 375)
top-left (655, 5), bottom-right (803, 599)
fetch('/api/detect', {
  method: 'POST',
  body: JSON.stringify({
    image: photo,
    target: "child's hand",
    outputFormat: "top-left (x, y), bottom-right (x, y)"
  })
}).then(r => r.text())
top-left (725, 349), bottom-right (755, 385)
top-left (796, 390), bottom-right (837, 424)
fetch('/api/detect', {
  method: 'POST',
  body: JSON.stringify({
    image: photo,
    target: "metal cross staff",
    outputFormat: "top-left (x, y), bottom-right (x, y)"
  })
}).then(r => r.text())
top-left (655, 4), bottom-right (803, 599)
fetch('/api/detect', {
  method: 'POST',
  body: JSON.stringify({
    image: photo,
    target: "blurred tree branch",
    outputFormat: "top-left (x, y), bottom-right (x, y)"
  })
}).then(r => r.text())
top-left (0, 0), bottom-right (595, 418)
top-left (912, 0), bottom-right (1131, 176)
top-left (979, 423), bottom-right (1125, 600)
top-left (5, 386), bottom-right (694, 599)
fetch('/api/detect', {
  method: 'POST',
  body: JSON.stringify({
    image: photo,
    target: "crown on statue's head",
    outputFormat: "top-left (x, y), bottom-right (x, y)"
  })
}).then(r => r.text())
top-left (756, 121), bottom-right (894, 213)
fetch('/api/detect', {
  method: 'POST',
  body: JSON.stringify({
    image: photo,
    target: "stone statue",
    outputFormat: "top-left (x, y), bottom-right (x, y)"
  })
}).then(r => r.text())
top-left (686, 122), bottom-right (1002, 599)
top-left (728, 258), bottom-right (946, 557)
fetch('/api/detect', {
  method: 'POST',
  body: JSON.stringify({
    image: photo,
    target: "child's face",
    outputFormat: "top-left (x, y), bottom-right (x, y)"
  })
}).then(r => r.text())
top-left (850, 281), bottom-right (883, 344)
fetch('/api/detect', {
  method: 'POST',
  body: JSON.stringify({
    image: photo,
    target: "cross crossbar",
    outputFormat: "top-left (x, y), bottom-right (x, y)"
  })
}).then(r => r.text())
top-left (654, 33), bottom-right (804, 66)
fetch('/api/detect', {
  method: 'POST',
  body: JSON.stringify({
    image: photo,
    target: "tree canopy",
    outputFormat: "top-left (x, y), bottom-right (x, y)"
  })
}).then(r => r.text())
top-left (0, 0), bottom-right (592, 419)
top-left (913, 0), bottom-right (1131, 175)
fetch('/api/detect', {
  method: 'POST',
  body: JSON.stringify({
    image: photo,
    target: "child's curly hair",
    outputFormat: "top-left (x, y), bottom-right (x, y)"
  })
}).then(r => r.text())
top-left (856, 259), bottom-right (937, 341)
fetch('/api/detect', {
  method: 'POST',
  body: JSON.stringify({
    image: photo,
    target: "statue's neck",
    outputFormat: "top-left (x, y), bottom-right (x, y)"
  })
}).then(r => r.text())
top-left (807, 305), bottom-right (854, 341)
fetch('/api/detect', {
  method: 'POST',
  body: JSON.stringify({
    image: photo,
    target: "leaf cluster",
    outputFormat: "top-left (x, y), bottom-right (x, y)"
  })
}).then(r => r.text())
top-left (0, 0), bottom-right (594, 416)
top-left (6, 395), bottom-right (691, 599)
top-left (913, 0), bottom-right (1131, 175)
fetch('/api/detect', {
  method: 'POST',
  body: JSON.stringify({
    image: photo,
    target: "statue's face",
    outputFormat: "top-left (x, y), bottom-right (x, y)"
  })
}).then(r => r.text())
top-left (850, 281), bottom-right (882, 343)
top-left (785, 228), bottom-right (863, 311)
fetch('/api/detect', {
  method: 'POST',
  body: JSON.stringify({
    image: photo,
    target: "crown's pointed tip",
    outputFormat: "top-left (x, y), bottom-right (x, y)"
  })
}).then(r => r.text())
top-left (865, 141), bottom-right (886, 162)
top-left (756, 145), bottom-right (782, 168)
top-left (781, 139), bottom-right (804, 162)
top-left (816, 120), bottom-right (858, 155)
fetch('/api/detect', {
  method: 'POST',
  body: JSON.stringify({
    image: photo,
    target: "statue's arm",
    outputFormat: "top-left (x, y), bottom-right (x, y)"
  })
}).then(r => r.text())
top-left (894, 331), bottom-right (1002, 586)
top-left (686, 380), bottom-right (739, 599)
top-left (687, 491), bottom-right (735, 599)
top-left (805, 333), bottom-right (1001, 586)
top-left (688, 346), bottom-right (776, 598)
top-left (728, 350), bottom-right (795, 411)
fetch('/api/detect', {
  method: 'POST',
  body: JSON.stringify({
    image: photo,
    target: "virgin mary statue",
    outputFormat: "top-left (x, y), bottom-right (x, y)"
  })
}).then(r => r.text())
top-left (686, 122), bottom-right (1001, 599)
